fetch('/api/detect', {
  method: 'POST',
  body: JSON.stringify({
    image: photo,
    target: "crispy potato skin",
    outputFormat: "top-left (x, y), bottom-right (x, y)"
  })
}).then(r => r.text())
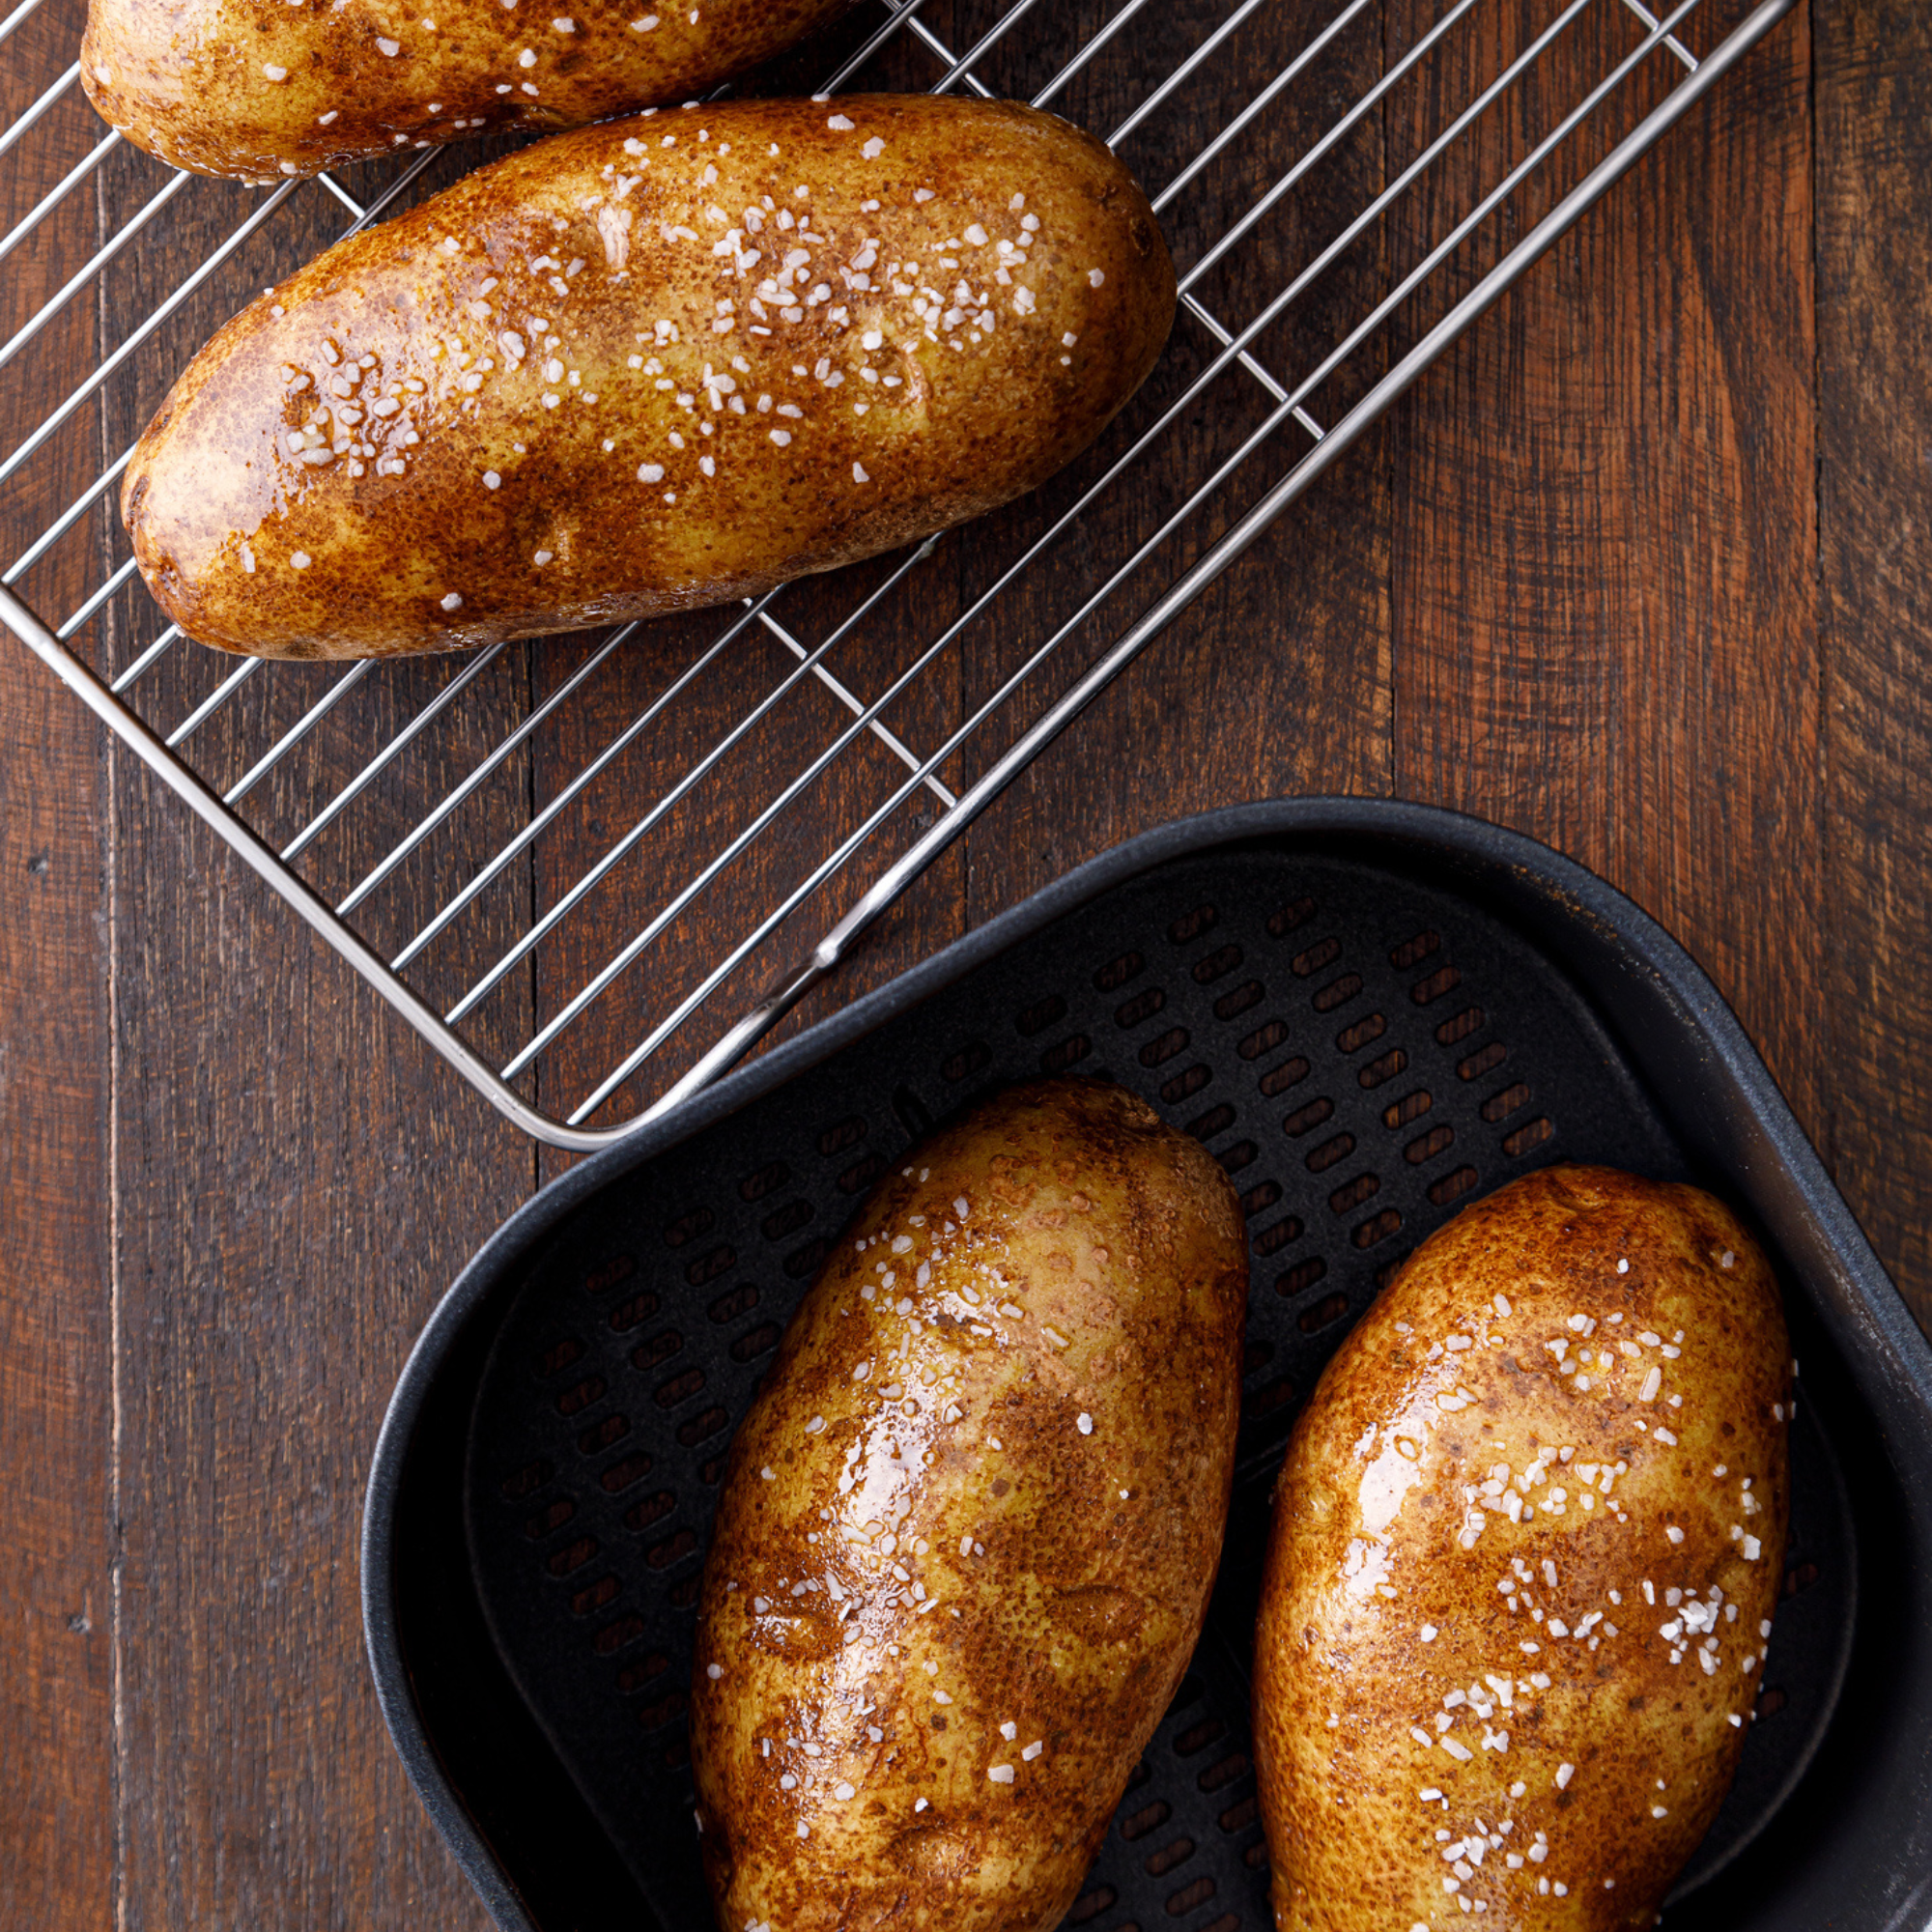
top-left (120, 97), bottom-right (1175, 661)
top-left (1254, 1165), bottom-right (1791, 1932)
top-left (689, 1079), bottom-right (1247, 1932)
top-left (81, 0), bottom-right (857, 180)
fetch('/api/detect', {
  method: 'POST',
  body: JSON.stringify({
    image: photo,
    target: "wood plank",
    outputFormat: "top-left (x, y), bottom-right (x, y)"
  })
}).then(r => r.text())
top-left (85, 141), bottom-right (532, 1931)
top-left (1815, 0), bottom-right (1932, 1328)
top-left (0, 0), bottom-right (118, 1922)
top-left (954, 0), bottom-right (1394, 930)
top-left (10, 2), bottom-right (1930, 1928)
top-left (1387, 7), bottom-right (1829, 1220)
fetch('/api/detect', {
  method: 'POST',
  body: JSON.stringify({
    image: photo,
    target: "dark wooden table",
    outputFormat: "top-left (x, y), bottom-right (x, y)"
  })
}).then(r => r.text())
top-left (3, 3), bottom-right (1927, 1925)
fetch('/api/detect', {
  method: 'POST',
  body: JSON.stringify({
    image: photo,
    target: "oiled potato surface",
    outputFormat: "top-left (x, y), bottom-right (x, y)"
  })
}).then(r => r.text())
top-left (690, 1080), bottom-right (1247, 1932)
top-left (1255, 1165), bottom-right (1791, 1932)
top-left (122, 97), bottom-right (1175, 660)
top-left (82, 0), bottom-right (856, 180)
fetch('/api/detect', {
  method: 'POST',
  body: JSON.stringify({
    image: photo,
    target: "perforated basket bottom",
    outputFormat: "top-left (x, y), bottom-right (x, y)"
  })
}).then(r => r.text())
top-left (457, 848), bottom-right (1852, 1931)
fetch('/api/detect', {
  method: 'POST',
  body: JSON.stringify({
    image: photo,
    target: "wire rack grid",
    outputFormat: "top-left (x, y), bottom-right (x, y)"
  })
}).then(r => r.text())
top-left (0, 0), bottom-right (1795, 1149)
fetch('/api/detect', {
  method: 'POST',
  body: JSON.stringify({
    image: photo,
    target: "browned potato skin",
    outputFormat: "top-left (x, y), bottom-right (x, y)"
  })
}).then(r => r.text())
top-left (120, 97), bottom-right (1176, 661)
top-left (1254, 1165), bottom-right (1791, 1932)
top-left (689, 1080), bottom-right (1248, 1932)
top-left (80, 0), bottom-right (858, 181)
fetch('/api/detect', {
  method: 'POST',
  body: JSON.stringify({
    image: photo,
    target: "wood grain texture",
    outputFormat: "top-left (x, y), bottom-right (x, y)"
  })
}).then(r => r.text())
top-left (954, 0), bottom-right (1393, 932)
top-left (2, 0), bottom-right (1930, 1925)
top-left (1815, 0), bottom-right (1932, 1327)
top-left (88, 139), bottom-right (527, 1932)
top-left (0, 1), bottom-right (118, 1925)
top-left (1387, 8), bottom-right (1828, 1211)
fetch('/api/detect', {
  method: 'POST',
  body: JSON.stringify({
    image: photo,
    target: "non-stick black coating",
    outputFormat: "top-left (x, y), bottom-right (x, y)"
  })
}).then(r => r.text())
top-left (363, 803), bottom-right (1932, 1932)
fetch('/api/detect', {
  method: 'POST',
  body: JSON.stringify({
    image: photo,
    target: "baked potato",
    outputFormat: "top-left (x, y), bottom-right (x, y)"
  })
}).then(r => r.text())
top-left (81, 0), bottom-right (858, 181)
top-left (1254, 1164), bottom-right (1791, 1931)
top-left (688, 1078), bottom-right (1248, 1932)
top-left (121, 97), bottom-right (1176, 661)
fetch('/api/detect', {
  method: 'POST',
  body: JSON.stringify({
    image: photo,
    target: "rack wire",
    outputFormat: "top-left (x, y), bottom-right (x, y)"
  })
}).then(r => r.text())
top-left (0, 0), bottom-right (1795, 1149)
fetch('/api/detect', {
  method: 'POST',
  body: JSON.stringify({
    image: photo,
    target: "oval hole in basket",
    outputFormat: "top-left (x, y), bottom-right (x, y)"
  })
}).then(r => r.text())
top-left (1218, 1797), bottom-right (1258, 1833)
top-left (1311, 973), bottom-right (1360, 1013)
top-left (1259, 1054), bottom-right (1310, 1097)
top-left (760, 1198), bottom-right (813, 1242)
top-left (1238, 1179), bottom-right (1281, 1219)
top-left (1145, 1836), bottom-right (1195, 1877)
top-left (1164, 1875), bottom-right (1216, 1916)
top-left (1140, 1026), bottom-right (1189, 1067)
top-left (500, 1458), bottom-right (553, 1499)
top-left (609, 1290), bottom-right (662, 1332)
top-left (631, 1329), bottom-right (684, 1374)
top-left (1504, 1118), bottom-right (1555, 1157)
top-left (1276, 1256), bottom-right (1326, 1298)
top-left (582, 1253), bottom-right (635, 1295)
top-left (1162, 1064), bottom-right (1210, 1105)
top-left (1390, 929), bottom-right (1441, 971)
top-left (1435, 1004), bottom-right (1485, 1047)
top-left (739, 1160), bottom-right (790, 1202)
top-left (940, 1041), bottom-right (990, 1084)
top-left (662, 1206), bottom-right (713, 1249)
top-left (1192, 942), bottom-right (1242, 984)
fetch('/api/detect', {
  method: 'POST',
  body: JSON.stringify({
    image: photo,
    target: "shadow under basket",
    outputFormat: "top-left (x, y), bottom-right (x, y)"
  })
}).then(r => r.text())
top-left (362, 799), bottom-right (1932, 1932)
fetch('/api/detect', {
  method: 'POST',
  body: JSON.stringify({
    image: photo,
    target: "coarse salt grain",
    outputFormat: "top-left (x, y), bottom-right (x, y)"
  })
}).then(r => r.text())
top-left (440, 592), bottom-right (463, 611)
top-left (290, 551), bottom-right (311, 569)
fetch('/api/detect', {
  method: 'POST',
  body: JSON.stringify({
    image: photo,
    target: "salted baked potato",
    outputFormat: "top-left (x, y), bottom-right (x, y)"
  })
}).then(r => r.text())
top-left (121, 97), bottom-right (1176, 661)
top-left (1254, 1164), bottom-right (1791, 1931)
top-left (81, 0), bottom-right (857, 181)
top-left (688, 1079), bottom-right (1248, 1932)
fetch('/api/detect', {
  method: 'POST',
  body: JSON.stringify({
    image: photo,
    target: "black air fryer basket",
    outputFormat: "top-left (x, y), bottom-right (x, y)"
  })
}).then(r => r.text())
top-left (363, 800), bottom-right (1932, 1932)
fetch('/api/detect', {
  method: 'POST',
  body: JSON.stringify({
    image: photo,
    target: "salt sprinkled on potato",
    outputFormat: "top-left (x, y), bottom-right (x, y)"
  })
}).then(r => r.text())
top-left (82, 0), bottom-right (861, 182)
top-left (1254, 1164), bottom-right (1791, 1930)
top-left (690, 1079), bottom-right (1246, 1932)
top-left (122, 97), bottom-right (1175, 661)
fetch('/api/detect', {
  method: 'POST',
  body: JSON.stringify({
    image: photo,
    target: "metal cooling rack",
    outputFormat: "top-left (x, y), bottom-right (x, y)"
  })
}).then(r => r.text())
top-left (0, 0), bottom-right (1795, 1150)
